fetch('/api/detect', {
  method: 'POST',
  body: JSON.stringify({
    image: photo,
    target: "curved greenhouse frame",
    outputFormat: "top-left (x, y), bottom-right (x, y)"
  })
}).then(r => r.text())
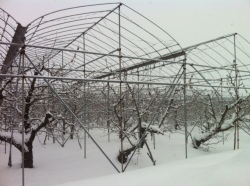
top-left (1, 3), bottom-right (250, 183)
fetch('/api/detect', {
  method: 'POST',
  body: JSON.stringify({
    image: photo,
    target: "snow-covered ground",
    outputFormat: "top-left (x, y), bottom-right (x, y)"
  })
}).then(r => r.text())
top-left (1, 128), bottom-right (250, 186)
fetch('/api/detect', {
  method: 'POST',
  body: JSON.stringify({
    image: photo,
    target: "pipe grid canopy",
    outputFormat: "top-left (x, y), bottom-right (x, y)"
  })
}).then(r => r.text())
top-left (1, 3), bottom-right (250, 90)
top-left (0, 8), bottom-right (20, 74)
top-left (1, 3), bottom-right (185, 82)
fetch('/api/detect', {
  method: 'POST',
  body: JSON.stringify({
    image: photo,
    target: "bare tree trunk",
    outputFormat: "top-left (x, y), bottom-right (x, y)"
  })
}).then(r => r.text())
top-left (23, 145), bottom-right (33, 168)
top-left (70, 125), bottom-right (74, 139)
top-left (234, 125), bottom-right (237, 150)
top-left (43, 133), bottom-right (47, 145)
top-left (118, 145), bottom-right (137, 164)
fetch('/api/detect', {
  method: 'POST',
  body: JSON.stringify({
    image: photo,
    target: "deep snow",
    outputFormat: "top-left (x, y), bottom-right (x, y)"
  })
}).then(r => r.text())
top-left (0, 128), bottom-right (250, 186)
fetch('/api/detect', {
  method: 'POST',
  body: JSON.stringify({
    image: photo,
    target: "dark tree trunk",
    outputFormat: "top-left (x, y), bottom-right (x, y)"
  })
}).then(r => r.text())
top-left (63, 120), bottom-right (66, 135)
top-left (139, 128), bottom-right (146, 148)
top-left (118, 135), bottom-right (146, 164)
top-left (193, 135), bottom-right (212, 148)
top-left (70, 125), bottom-right (74, 139)
top-left (118, 145), bottom-right (136, 164)
top-left (174, 109), bottom-right (181, 130)
top-left (43, 134), bottom-right (47, 145)
top-left (23, 150), bottom-right (33, 168)
top-left (22, 143), bottom-right (33, 168)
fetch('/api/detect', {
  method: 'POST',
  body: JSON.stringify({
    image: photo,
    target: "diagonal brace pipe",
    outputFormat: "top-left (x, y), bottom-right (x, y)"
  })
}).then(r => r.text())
top-left (24, 51), bottom-right (120, 173)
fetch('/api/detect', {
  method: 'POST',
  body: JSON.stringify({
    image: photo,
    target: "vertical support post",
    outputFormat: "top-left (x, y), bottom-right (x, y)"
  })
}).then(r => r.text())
top-left (149, 66), bottom-right (152, 123)
top-left (118, 4), bottom-right (124, 172)
top-left (4, 111), bottom-right (6, 153)
top-left (221, 78), bottom-right (224, 145)
top-left (61, 54), bottom-right (64, 145)
top-left (153, 133), bottom-right (156, 149)
top-left (87, 82), bottom-right (90, 136)
top-left (62, 50), bottom-right (64, 67)
top-left (183, 58), bottom-right (188, 159)
top-left (47, 59), bottom-right (50, 110)
top-left (21, 47), bottom-right (25, 186)
top-left (137, 71), bottom-right (141, 139)
top-left (233, 34), bottom-right (239, 150)
top-left (83, 33), bottom-right (87, 158)
top-left (8, 54), bottom-right (22, 167)
top-left (107, 79), bottom-right (110, 142)
top-left (124, 72), bottom-right (127, 131)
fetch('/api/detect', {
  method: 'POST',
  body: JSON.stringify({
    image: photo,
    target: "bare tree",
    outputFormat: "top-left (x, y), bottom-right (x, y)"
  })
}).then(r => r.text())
top-left (0, 67), bottom-right (57, 167)
top-left (116, 84), bottom-right (180, 164)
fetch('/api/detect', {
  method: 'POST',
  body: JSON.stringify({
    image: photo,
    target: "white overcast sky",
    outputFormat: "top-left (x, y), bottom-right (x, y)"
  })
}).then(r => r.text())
top-left (1, 0), bottom-right (249, 48)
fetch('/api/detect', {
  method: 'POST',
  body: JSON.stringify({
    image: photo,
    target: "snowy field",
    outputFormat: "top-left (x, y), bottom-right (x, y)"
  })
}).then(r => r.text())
top-left (1, 128), bottom-right (250, 186)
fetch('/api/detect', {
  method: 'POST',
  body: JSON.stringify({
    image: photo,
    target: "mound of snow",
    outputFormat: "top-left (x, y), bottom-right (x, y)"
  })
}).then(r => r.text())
top-left (55, 147), bottom-right (250, 186)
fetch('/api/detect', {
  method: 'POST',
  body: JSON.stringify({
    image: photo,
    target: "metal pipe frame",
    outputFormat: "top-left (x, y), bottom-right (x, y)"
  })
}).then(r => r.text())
top-left (23, 52), bottom-right (120, 173)
top-left (8, 54), bottom-right (22, 167)
top-left (1, 73), bottom-right (250, 89)
top-left (2, 41), bottom-right (250, 80)
top-left (183, 59), bottom-right (188, 159)
top-left (118, 4), bottom-right (124, 172)
top-left (123, 65), bottom-right (184, 171)
top-left (1, 3), bottom-right (250, 178)
top-left (83, 33), bottom-right (87, 159)
top-left (21, 48), bottom-right (25, 186)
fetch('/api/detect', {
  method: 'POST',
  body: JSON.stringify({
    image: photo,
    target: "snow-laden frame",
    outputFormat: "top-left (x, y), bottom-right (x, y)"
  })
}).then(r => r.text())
top-left (1, 2), bottom-right (250, 183)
